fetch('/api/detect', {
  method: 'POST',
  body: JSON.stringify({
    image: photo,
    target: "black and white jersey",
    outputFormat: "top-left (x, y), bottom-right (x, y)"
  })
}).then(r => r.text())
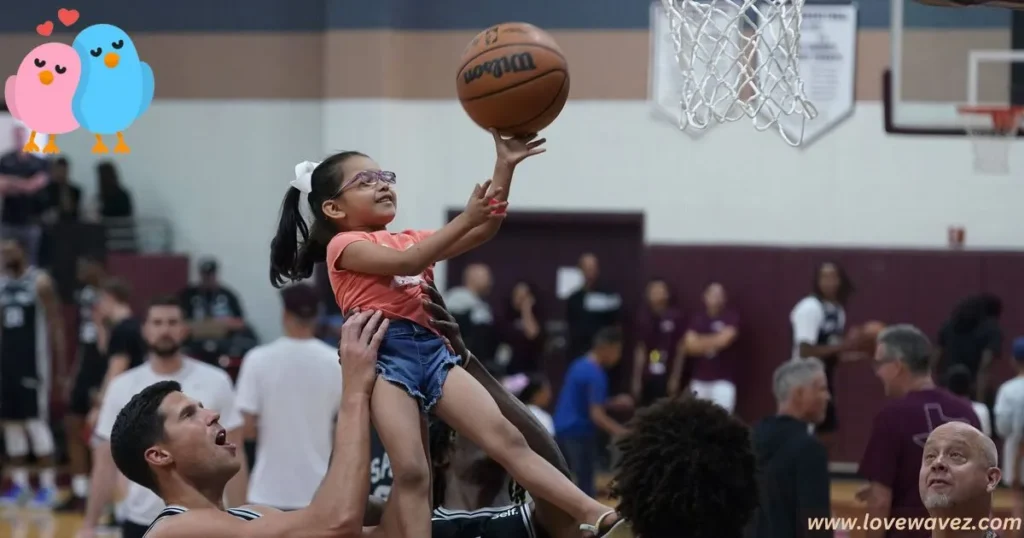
top-left (76, 285), bottom-right (99, 348)
top-left (790, 295), bottom-right (846, 363)
top-left (432, 504), bottom-right (537, 538)
top-left (142, 505), bottom-right (262, 537)
top-left (0, 267), bottom-right (47, 376)
top-left (74, 284), bottom-right (104, 381)
top-left (369, 426), bottom-right (393, 500)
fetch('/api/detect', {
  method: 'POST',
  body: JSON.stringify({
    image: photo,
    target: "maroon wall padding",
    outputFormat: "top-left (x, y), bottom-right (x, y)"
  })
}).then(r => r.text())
top-left (107, 253), bottom-right (191, 314)
top-left (51, 254), bottom-right (190, 417)
top-left (646, 245), bottom-right (1024, 464)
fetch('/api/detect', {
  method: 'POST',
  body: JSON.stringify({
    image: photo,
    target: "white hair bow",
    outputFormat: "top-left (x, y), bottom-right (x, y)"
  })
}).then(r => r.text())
top-left (291, 161), bottom-right (320, 194)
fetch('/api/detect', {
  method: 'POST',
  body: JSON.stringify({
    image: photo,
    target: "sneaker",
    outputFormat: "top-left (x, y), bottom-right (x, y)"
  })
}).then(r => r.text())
top-left (0, 484), bottom-right (32, 506)
top-left (28, 487), bottom-right (57, 509)
top-left (54, 494), bottom-right (85, 512)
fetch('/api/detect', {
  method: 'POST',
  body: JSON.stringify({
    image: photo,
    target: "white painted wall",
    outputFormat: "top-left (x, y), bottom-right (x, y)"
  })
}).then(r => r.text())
top-left (59, 99), bottom-right (1022, 340)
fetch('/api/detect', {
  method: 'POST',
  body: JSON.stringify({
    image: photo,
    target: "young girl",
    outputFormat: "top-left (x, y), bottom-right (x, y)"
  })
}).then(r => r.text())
top-left (504, 373), bottom-right (555, 435)
top-left (269, 131), bottom-right (620, 538)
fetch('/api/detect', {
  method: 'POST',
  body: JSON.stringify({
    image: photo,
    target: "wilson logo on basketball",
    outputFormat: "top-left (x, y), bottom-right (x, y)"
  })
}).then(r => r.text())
top-left (462, 52), bottom-right (537, 84)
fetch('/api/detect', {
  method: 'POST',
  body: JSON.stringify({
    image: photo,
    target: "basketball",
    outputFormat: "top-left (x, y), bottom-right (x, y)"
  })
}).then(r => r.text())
top-left (456, 23), bottom-right (570, 136)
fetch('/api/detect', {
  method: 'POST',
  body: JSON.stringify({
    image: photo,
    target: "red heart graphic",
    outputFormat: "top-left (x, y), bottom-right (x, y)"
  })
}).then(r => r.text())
top-left (36, 21), bottom-right (53, 37)
top-left (57, 8), bottom-right (79, 27)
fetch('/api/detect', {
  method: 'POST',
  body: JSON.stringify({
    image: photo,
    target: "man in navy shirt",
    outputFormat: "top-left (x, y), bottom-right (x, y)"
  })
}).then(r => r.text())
top-left (553, 326), bottom-right (628, 496)
top-left (0, 126), bottom-right (48, 265)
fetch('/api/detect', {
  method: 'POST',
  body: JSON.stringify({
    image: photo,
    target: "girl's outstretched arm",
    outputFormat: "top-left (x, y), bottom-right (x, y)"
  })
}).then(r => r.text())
top-left (439, 131), bottom-right (546, 260)
top-left (339, 182), bottom-right (505, 276)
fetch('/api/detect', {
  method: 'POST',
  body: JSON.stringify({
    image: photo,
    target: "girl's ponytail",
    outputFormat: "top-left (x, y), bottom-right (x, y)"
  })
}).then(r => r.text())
top-left (269, 152), bottom-right (367, 287)
top-left (269, 186), bottom-right (309, 288)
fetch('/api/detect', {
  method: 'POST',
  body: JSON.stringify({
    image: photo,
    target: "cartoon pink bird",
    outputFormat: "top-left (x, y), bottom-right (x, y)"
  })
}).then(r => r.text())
top-left (4, 43), bottom-right (82, 154)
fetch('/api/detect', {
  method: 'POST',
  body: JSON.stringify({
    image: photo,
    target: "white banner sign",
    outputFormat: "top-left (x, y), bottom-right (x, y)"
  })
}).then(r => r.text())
top-left (759, 3), bottom-right (859, 146)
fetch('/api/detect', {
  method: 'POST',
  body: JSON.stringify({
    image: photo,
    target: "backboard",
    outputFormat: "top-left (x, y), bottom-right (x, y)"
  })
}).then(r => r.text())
top-left (886, 0), bottom-right (1024, 135)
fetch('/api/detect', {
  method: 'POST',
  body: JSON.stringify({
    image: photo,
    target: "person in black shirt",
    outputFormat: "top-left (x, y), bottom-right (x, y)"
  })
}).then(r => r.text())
top-left (937, 294), bottom-right (1003, 402)
top-left (60, 255), bottom-right (107, 511)
top-left (41, 157), bottom-right (82, 223)
top-left (94, 161), bottom-right (137, 251)
top-left (0, 238), bottom-right (66, 507)
top-left (748, 358), bottom-right (833, 538)
top-left (565, 253), bottom-right (622, 361)
top-left (88, 278), bottom-right (147, 428)
top-left (0, 126), bottom-right (49, 265)
top-left (178, 258), bottom-right (249, 364)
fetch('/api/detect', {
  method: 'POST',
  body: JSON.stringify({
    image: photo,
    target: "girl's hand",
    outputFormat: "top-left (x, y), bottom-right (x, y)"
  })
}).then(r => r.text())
top-left (463, 180), bottom-right (507, 227)
top-left (492, 129), bottom-right (546, 167)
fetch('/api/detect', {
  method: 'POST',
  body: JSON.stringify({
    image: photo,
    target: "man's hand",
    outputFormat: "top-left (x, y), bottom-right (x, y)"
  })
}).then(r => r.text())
top-left (855, 485), bottom-right (872, 503)
top-left (607, 393), bottom-right (635, 412)
top-left (338, 310), bottom-right (388, 396)
top-left (420, 283), bottom-right (468, 359)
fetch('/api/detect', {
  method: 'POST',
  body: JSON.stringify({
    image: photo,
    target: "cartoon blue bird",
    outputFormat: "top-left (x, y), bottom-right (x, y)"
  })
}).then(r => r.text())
top-left (71, 24), bottom-right (153, 154)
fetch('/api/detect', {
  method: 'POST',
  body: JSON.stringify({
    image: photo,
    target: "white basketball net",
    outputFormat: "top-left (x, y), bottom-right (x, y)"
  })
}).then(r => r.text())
top-left (958, 109), bottom-right (1023, 175)
top-left (660, 0), bottom-right (818, 146)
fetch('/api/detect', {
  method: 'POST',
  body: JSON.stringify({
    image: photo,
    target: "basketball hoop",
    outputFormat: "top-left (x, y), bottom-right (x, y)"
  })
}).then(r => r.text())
top-left (659, 0), bottom-right (818, 146)
top-left (956, 105), bottom-right (1024, 175)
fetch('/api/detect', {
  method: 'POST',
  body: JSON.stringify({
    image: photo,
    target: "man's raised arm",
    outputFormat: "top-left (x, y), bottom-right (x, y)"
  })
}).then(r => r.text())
top-left (155, 310), bottom-right (389, 538)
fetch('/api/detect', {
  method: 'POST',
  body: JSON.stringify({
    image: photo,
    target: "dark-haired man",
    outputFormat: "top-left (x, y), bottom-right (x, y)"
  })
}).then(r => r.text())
top-left (91, 278), bottom-right (148, 405)
top-left (611, 396), bottom-right (758, 538)
top-left (77, 297), bottom-right (247, 538)
top-left (553, 326), bottom-right (630, 497)
top-left (0, 125), bottom-right (48, 265)
top-left (0, 238), bottom-right (66, 507)
top-left (106, 310), bottom-right (388, 538)
top-left (61, 258), bottom-right (109, 511)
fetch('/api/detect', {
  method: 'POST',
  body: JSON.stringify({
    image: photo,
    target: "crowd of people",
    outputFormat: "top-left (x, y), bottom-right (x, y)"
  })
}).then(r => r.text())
top-left (1, 126), bottom-right (138, 264)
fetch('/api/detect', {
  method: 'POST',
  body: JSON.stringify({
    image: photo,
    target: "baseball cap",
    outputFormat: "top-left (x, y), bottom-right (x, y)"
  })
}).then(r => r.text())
top-left (280, 284), bottom-right (320, 319)
top-left (1013, 337), bottom-right (1024, 360)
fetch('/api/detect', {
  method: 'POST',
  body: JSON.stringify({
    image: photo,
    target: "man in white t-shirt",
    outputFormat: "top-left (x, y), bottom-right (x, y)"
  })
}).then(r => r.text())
top-left (234, 284), bottom-right (342, 509)
top-left (76, 296), bottom-right (248, 538)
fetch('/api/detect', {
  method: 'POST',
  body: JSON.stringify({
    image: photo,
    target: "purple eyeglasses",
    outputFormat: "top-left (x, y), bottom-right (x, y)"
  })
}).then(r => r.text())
top-left (339, 170), bottom-right (397, 193)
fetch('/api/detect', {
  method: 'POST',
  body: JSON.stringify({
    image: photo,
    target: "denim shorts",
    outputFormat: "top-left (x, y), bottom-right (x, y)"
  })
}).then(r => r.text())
top-left (375, 320), bottom-right (462, 412)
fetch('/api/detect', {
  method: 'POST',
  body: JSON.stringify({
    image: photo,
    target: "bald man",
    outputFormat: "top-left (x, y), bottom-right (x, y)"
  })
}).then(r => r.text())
top-left (919, 422), bottom-right (1001, 538)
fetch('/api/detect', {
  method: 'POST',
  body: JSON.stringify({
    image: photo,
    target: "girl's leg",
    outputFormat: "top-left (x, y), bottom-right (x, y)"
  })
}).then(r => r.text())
top-left (434, 367), bottom-right (613, 528)
top-left (371, 378), bottom-right (432, 538)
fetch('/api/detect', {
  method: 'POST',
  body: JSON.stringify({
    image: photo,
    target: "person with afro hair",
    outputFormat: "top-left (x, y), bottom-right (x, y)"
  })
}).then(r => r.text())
top-left (609, 396), bottom-right (759, 538)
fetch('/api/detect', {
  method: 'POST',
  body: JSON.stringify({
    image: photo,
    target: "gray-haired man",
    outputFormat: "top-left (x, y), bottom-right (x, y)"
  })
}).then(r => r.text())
top-left (858, 324), bottom-right (980, 538)
top-left (748, 358), bottom-right (833, 538)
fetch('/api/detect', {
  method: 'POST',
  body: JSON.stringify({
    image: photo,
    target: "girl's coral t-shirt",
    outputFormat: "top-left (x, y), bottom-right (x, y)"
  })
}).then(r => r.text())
top-left (326, 229), bottom-right (435, 329)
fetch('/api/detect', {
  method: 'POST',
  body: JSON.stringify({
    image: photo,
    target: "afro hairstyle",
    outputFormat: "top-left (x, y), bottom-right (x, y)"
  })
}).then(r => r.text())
top-left (610, 396), bottom-right (759, 538)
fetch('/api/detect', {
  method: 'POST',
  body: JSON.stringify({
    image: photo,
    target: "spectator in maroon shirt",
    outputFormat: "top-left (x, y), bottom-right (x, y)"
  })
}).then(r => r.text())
top-left (683, 282), bottom-right (740, 413)
top-left (631, 279), bottom-right (685, 406)
top-left (919, 421), bottom-right (1000, 538)
top-left (499, 280), bottom-right (544, 376)
top-left (858, 324), bottom-right (981, 538)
